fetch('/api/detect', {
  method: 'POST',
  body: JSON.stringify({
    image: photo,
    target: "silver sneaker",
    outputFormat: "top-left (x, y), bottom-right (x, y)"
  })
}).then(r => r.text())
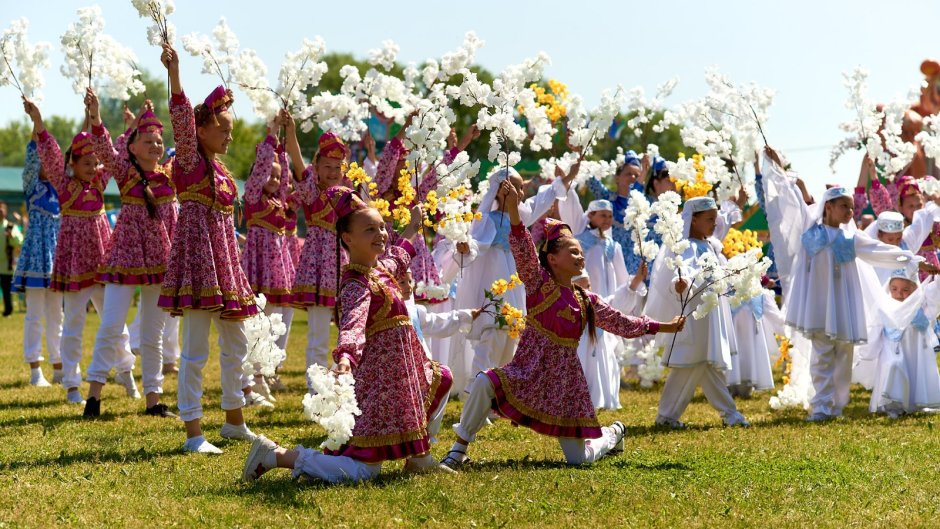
top-left (242, 435), bottom-right (278, 482)
top-left (115, 371), bottom-right (142, 399)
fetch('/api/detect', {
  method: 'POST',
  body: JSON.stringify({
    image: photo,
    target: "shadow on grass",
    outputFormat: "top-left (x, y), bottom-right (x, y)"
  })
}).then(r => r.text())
top-left (610, 459), bottom-right (691, 471)
top-left (0, 409), bottom-right (137, 430)
top-left (0, 396), bottom-right (70, 411)
top-left (0, 444), bottom-right (183, 471)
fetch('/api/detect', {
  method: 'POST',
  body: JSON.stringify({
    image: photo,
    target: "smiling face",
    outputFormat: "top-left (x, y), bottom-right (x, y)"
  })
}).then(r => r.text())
top-left (129, 131), bottom-right (165, 165)
top-left (340, 207), bottom-right (389, 264)
top-left (315, 156), bottom-right (345, 190)
top-left (615, 163), bottom-right (641, 188)
top-left (546, 237), bottom-right (586, 281)
top-left (652, 174), bottom-right (676, 196)
top-left (689, 209), bottom-right (718, 239)
top-left (888, 277), bottom-right (917, 301)
top-left (823, 196), bottom-right (854, 226)
top-left (263, 161), bottom-right (282, 195)
top-left (877, 230), bottom-right (903, 247)
top-left (899, 192), bottom-right (925, 223)
top-left (588, 209), bottom-right (614, 232)
top-left (70, 153), bottom-right (100, 183)
top-left (196, 111), bottom-right (233, 155)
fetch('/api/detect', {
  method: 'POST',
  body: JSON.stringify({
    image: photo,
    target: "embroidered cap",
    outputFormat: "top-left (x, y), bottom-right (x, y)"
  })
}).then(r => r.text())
top-left (587, 199), bottom-right (613, 213)
top-left (888, 267), bottom-right (918, 285)
top-left (622, 149), bottom-right (641, 168)
top-left (822, 186), bottom-right (851, 203)
top-left (540, 219), bottom-right (574, 251)
top-left (316, 131), bottom-right (349, 161)
top-left (876, 211), bottom-right (905, 234)
top-left (135, 109), bottom-right (163, 136)
top-left (204, 85), bottom-right (234, 114)
top-left (70, 132), bottom-right (94, 157)
top-left (685, 196), bottom-right (717, 213)
top-left (326, 186), bottom-right (368, 219)
top-left (896, 175), bottom-right (921, 200)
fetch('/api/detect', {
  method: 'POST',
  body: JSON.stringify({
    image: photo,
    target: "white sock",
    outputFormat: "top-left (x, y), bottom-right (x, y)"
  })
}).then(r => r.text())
top-left (449, 441), bottom-right (468, 458)
top-left (262, 450), bottom-right (278, 470)
top-left (30, 367), bottom-right (41, 375)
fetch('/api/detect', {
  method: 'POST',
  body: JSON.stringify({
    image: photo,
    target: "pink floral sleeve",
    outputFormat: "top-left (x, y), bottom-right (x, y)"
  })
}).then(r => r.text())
top-left (278, 148), bottom-right (290, 202)
top-left (379, 239), bottom-right (417, 286)
top-left (169, 91), bottom-right (199, 175)
top-left (295, 165), bottom-right (319, 205)
top-left (114, 126), bottom-right (132, 162)
top-left (90, 124), bottom-right (131, 188)
top-left (36, 130), bottom-right (67, 196)
top-left (374, 137), bottom-right (405, 195)
top-left (245, 136), bottom-right (277, 205)
top-left (589, 292), bottom-right (658, 337)
top-left (853, 187), bottom-right (869, 221)
top-left (333, 278), bottom-right (370, 367)
top-left (509, 223), bottom-right (550, 297)
top-left (869, 179), bottom-right (894, 215)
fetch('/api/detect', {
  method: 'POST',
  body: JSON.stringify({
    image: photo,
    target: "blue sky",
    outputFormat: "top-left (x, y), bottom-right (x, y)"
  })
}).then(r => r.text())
top-left (2, 0), bottom-right (936, 194)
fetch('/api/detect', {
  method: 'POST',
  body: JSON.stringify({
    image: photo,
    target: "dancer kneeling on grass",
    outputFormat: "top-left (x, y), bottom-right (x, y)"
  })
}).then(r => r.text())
top-left (439, 181), bottom-right (686, 469)
top-left (243, 186), bottom-right (454, 483)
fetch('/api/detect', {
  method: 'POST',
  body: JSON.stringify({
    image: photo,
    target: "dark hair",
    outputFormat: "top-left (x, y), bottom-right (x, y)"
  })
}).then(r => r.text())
top-left (333, 211), bottom-right (356, 323)
top-left (63, 146), bottom-right (74, 174)
top-left (126, 130), bottom-right (159, 218)
top-left (538, 237), bottom-right (596, 344)
top-left (644, 167), bottom-right (670, 196)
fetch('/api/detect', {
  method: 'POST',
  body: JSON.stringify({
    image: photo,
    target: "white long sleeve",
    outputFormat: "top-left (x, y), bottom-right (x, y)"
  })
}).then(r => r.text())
top-left (557, 185), bottom-right (588, 234)
top-left (902, 202), bottom-right (940, 253)
top-left (416, 305), bottom-right (474, 338)
top-left (520, 179), bottom-right (569, 227)
top-left (854, 231), bottom-right (919, 270)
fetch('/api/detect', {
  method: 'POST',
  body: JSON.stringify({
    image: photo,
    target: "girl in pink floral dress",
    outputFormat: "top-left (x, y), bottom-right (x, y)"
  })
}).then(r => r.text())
top-left (240, 133), bottom-right (295, 399)
top-left (242, 186), bottom-right (454, 483)
top-left (22, 98), bottom-right (134, 406)
top-left (158, 44), bottom-right (259, 454)
top-left (83, 90), bottom-right (178, 419)
top-left (282, 110), bottom-right (350, 381)
top-left (440, 181), bottom-right (685, 468)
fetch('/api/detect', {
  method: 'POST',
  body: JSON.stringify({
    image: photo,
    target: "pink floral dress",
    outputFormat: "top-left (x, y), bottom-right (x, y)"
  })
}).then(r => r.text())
top-left (326, 239), bottom-right (452, 463)
top-left (240, 136), bottom-right (294, 306)
top-left (285, 189), bottom-right (303, 270)
top-left (487, 224), bottom-right (660, 439)
top-left (292, 165), bottom-right (347, 308)
top-left (90, 124), bottom-right (177, 285)
top-left (36, 130), bottom-right (112, 292)
top-left (157, 91), bottom-right (257, 320)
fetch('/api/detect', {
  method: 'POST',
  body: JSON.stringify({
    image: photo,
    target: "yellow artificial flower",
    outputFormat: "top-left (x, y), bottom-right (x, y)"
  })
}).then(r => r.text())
top-left (722, 228), bottom-right (764, 259)
top-left (346, 162), bottom-right (373, 196)
top-left (370, 198), bottom-right (391, 220)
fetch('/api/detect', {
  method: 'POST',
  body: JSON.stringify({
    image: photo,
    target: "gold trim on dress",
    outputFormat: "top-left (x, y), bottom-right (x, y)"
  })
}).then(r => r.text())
top-left (348, 428), bottom-right (428, 448)
top-left (492, 368), bottom-right (600, 428)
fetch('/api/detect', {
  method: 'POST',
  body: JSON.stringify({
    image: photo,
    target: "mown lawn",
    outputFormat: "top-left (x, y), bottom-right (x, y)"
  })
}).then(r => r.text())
top-left (1, 309), bottom-right (939, 528)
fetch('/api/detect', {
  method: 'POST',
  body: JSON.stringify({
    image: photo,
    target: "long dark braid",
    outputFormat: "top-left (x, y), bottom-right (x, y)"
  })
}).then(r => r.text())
top-left (539, 238), bottom-right (597, 344)
top-left (126, 130), bottom-right (158, 218)
top-left (334, 213), bottom-right (354, 324)
top-left (193, 103), bottom-right (218, 208)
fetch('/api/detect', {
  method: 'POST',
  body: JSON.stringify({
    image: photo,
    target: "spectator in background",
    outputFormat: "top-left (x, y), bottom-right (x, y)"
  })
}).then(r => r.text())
top-left (0, 201), bottom-right (24, 317)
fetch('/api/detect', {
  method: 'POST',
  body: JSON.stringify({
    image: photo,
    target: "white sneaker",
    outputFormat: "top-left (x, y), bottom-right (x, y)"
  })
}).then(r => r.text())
top-left (245, 391), bottom-right (275, 409)
top-left (654, 416), bottom-right (687, 429)
top-left (51, 369), bottom-right (63, 384)
top-left (608, 421), bottom-right (626, 454)
top-left (805, 412), bottom-right (832, 422)
top-left (242, 435), bottom-right (278, 482)
top-left (66, 390), bottom-right (85, 405)
top-left (115, 371), bottom-right (142, 399)
top-left (404, 455), bottom-right (456, 475)
top-left (220, 422), bottom-right (258, 441)
top-left (253, 376), bottom-right (276, 403)
top-left (183, 435), bottom-right (223, 454)
top-left (30, 369), bottom-right (51, 387)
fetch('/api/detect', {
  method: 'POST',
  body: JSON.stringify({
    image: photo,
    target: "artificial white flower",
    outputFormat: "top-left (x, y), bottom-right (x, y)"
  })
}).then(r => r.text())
top-left (60, 7), bottom-right (145, 100)
top-left (241, 295), bottom-right (288, 379)
top-left (0, 18), bottom-right (51, 100)
top-left (367, 39), bottom-right (399, 71)
top-left (303, 365), bottom-right (361, 451)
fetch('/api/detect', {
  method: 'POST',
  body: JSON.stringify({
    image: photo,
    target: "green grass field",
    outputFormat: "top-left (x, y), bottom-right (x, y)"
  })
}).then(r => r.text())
top-left (2, 309), bottom-right (940, 528)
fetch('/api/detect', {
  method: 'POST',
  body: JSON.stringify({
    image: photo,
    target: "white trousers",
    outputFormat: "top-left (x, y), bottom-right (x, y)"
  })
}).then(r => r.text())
top-left (60, 286), bottom-right (131, 390)
top-left (269, 305), bottom-right (294, 353)
top-left (23, 287), bottom-right (62, 364)
top-left (657, 364), bottom-right (740, 422)
top-left (470, 329), bottom-right (517, 382)
top-left (454, 373), bottom-right (618, 465)
top-left (86, 285), bottom-right (161, 394)
top-left (129, 305), bottom-right (180, 364)
top-left (177, 309), bottom-right (248, 422)
top-left (290, 393), bottom-right (449, 483)
top-left (291, 447), bottom-right (383, 484)
top-left (809, 336), bottom-right (854, 416)
top-left (306, 306), bottom-right (333, 372)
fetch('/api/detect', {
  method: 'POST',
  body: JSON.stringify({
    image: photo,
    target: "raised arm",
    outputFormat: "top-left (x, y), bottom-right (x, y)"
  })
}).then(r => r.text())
top-left (161, 44), bottom-right (200, 174)
top-left (868, 178), bottom-right (894, 216)
top-left (22, 139), bottom-right (40, 195)
top-left (280, 109), bottom-right (308, 179)
top-left (556, 185), bottom-right (588, 234)
top-left (854, 230), bottom-right (919, 270)
top-left (504, 182), bottom-right (545, 295)
top-left (902, 202), bottom-right (940, 253)
top-left (245, 135), bottom-right (277, 205)
top-left (589, 292), bottom-right (683, 337)
top-left (87, 89), bottom-right (129, 187)
top-left (588, 175), bottom-right (613, 202)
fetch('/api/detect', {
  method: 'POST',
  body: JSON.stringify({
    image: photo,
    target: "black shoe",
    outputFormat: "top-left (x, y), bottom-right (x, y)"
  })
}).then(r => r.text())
top-left (144, 403), bottom-right (179, 419)
top-left (83, 397), bottom-right (101, 418)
